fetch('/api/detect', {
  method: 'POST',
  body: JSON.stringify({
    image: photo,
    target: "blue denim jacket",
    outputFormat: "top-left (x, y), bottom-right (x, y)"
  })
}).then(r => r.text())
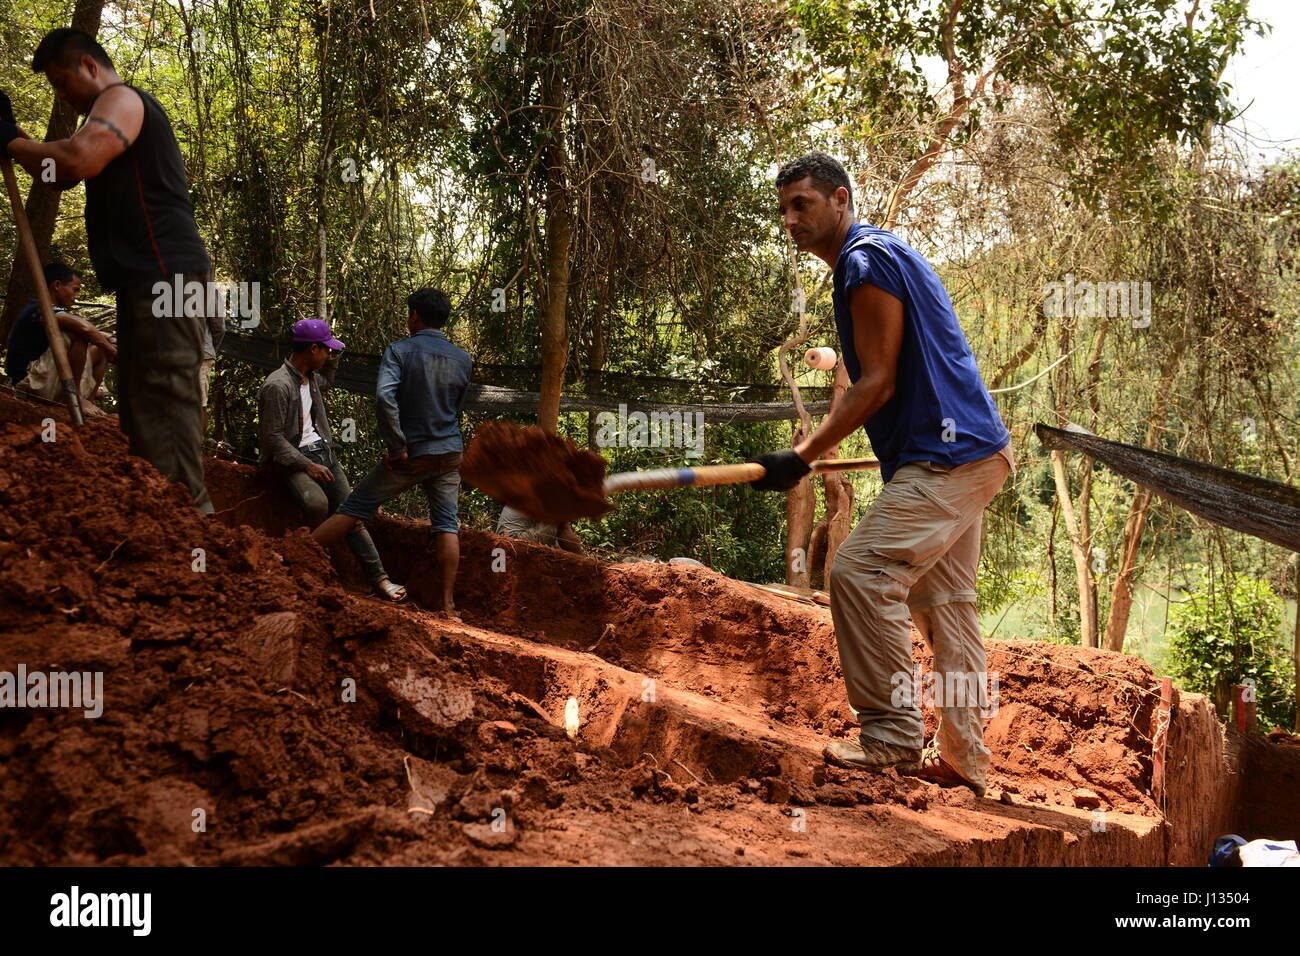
top-left (376, 328), bottom-right (472, 457)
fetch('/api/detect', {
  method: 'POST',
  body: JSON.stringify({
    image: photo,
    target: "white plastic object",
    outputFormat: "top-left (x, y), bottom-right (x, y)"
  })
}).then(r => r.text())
top-left (804, 346), bottom-right (837, 370)
top-left (564, 697), bottom-right (580, 738)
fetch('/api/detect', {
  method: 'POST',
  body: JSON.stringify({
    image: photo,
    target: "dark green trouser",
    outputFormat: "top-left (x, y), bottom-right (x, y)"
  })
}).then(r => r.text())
top-left (115, 276), bottom-right (214, 513)
top-left (283, 443), bottom-right (389, 585)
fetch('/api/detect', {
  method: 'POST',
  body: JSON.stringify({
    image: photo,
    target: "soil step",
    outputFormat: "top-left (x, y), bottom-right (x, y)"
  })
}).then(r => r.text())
top-left (407, 610), bottom-right (1168, 865)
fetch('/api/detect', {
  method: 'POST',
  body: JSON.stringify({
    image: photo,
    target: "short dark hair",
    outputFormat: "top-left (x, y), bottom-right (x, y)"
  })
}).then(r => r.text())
top-left (775, 151), bottom-right (854, 211)
top-left (32, 28), bottom-right (114, 73)
top-left (291, 340), bottom-right (319, 354)
top-left (44, 262), bottom-right (81, 286)
top-left (407, 288), bottom-right (450, 328)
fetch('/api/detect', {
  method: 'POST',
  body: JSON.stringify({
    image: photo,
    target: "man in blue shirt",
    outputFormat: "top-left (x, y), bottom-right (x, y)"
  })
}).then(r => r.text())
top-left (313, 289), bottom-right (472, 616)
top-left (751, 152), bottom-right (1015, 798)
top-left (5, 262), bottom-right (115, 414)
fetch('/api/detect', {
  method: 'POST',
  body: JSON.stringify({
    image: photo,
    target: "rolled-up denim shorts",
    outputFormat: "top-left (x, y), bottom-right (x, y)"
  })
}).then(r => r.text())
top-left (336, 451), bottom-right (462, 532)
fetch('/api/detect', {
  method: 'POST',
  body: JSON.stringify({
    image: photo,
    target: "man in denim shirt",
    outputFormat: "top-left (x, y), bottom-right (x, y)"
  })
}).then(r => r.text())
top-left (313, 289), bottom-right (472, 616)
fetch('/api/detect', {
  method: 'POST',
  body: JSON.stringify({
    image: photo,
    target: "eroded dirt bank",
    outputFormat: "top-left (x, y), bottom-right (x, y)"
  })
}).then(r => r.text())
top-left (0, 391), bottom-right (1286, 865)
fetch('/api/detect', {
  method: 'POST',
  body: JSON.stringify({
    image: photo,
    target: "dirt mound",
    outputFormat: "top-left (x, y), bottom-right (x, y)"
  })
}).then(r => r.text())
top-left (0, 395), bottom-right (624, 864)
top-left (352, 517), bottom-right (1162, 813)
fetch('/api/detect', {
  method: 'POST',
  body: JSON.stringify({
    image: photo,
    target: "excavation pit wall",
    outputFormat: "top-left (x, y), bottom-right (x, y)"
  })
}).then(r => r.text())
top-left (0, 392), bottom-right (1284, 865)
top-left (202, 455), bottom-right (1285, 865)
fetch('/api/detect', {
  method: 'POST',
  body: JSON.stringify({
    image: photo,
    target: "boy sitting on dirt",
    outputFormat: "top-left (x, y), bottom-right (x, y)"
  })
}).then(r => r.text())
top-left (258, 318), bottom-right (406, 602)
top-left (5, 262), bottom-right (115, 416)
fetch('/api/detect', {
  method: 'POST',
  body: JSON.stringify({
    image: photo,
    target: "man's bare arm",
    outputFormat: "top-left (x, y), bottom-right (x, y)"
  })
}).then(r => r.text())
top-left (54, 311), bottom-right (117, 359)
top-left (794, 281), bottom-right (903, 463)
top-left (7, 85), bottom-right (143, 183)
top-left (85, 114), bottom-right (131, 149)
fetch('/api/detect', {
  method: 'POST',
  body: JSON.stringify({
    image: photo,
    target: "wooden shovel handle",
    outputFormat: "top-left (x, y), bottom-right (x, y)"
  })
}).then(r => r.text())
top-left (810, 457), bottom-right (879, 473)
top-left (603, 457), bottom-right (880, 495)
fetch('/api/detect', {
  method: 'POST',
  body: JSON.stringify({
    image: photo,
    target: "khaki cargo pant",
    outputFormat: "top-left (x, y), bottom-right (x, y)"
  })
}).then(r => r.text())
top-left (828, 443), bottom-right (1015, 788)
top-left (116, 275), bottom-right (215, 514)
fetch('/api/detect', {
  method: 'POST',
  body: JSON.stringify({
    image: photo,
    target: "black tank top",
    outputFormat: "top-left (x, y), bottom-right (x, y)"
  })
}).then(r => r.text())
top-left (83, 85), bottom-right (210, 291)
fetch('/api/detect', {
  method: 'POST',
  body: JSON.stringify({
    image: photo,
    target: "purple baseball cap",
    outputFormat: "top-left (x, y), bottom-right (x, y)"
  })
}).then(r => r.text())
top-left (291, 318), bottom-right (344, 350)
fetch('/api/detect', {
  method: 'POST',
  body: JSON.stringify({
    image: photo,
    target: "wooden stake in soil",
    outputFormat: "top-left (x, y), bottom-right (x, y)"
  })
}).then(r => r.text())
top-left (1151, 676), bottom-right (1173, 807)
top-left (1233, 683), bottom-right (1257, 734)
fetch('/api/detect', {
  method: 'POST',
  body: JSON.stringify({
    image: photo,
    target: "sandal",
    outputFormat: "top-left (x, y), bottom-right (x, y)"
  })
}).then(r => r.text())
top-left (912, 745), bottom-right (986, 797)
top-left (375, 579), bottom-right (408, 603)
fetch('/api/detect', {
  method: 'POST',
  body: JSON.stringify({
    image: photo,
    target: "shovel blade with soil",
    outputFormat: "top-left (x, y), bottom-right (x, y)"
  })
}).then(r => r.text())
top-left (461, 422), bottom-right (614, 523)
top-left (462, 421), bottom-right (880, 525)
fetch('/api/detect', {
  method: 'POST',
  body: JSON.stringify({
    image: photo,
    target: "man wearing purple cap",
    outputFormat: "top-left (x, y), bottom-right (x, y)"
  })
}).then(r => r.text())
top-left (257, 318), bottom-right (406, 601)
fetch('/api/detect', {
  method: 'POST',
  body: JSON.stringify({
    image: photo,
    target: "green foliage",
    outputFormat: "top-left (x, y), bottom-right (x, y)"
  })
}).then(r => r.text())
top-left (571, 414), bottom-right (790, 580)
top-left (1165, 565), bottom-right (1297, 732)
top-left (789, 0), bottom-right (1258, 217)
top-left (2, 0), bottom-right (1295, 654)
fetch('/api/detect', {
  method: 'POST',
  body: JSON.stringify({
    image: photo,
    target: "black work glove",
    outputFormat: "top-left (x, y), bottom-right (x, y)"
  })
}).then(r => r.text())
top-left (749, 448), bottom-right (812, 491)
top-left (0, 90), bottom-right (14, 124)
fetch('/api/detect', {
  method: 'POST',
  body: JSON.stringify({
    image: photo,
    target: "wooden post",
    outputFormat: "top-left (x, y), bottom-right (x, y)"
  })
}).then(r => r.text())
top-left (1232, 684), bottom-right (1256, 734)
top-left (1151, 676), bottom-right (1173, 807)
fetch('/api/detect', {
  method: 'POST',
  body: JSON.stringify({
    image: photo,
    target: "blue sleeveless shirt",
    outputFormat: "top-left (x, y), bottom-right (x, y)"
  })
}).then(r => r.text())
top-left (831, 222), bottom-right (1008, 482)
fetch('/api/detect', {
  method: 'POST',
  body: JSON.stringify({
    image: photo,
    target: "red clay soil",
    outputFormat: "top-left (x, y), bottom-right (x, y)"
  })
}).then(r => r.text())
top-left (0, 389), bottom-right (1288, 865)
top-left (364, 523), bottom-right (1162, 814)
top-left (460, 421), bottom-right (611, 523)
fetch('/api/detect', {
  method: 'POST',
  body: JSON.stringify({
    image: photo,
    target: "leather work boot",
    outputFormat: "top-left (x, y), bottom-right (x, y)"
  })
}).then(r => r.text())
top-left (912, 745), bottom-right (987, 798)
top-left (823, 736), bottom-right (921, 773)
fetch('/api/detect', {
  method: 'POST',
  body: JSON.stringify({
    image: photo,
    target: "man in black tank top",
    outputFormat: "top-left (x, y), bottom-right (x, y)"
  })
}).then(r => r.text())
top-left (5, 28), bottom-right (218, 513)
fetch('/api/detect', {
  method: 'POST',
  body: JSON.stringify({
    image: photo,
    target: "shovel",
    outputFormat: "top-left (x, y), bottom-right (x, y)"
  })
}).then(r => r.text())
top-left (461, 421), bottom-right (879, 524)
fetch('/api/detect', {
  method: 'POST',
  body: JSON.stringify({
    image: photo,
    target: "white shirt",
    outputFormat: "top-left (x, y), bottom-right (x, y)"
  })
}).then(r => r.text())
top-left (496, 506), bottom-right (560, 545)
top-left (1240, 839), bottom-right (1300, 867)
top-left (299, 381), bottom-right (323, 446)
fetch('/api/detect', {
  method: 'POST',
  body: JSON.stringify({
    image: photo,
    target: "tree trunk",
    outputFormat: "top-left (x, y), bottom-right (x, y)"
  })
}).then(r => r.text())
top-left (809, 364), bottom-right (855, 589)
top-left (0, 0), bottom-right (106, 342)
top-left (1102, 485), bottom-right (1154, 652)
top-left (585, 184), bottom-right (624, 448)
top-left (1050, 307), bottom-right (1099, 647)
top-left (536, 11), bottom-right (571, 436)
top-left (1099, 114), bottom-right (1208, 652)
top-left (1051, 449), bottom-right (1098, 647)
top-left (1101, 346), bottom-right (1184, 651)
top-left (786, 422), bottom-right (816, 588)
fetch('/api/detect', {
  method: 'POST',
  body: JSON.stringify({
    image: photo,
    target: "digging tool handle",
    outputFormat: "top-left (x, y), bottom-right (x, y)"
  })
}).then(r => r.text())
top-left (603, 457), bottom-right (880, 494)
top-left (1, 153), bottom-right (84, 425)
